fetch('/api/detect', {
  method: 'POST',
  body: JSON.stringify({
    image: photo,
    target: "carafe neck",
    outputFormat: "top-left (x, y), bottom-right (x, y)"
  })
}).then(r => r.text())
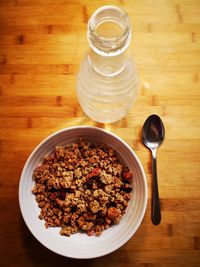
top-left (87, 5), bottom-right (131, 57)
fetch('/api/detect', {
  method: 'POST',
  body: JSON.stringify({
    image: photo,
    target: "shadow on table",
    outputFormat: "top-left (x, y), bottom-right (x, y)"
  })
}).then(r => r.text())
top-left (19, 216), bottom-right (132, 267)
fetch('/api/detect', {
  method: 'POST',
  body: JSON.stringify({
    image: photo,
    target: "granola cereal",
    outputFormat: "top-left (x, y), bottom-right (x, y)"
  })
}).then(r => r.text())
top-left (32, 138), bottom-right (133, 237)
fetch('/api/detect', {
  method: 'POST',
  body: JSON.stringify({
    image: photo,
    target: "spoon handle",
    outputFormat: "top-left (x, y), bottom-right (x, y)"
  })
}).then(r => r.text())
top-left (151, 149), bottom-right (161, 225)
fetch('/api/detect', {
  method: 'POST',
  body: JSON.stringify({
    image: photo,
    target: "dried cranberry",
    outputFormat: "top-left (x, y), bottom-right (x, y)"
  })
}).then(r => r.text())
top-left (110, 201), bottom-right (117, 207)
top-left (122, 186), bottom-right (132, 193)
top-left (87, 230), bottom-right (95, 236)
top-left (85, 179), bottom-right (93, 189)
top-left (49, 192), bottom-right (57, 200)
top-left (59, 189), bottom-right (66, 200)
top-left (96, 217), bottom-right (104, 225)
top-left (87, 168), bottom-right (100, 179)
top-left (96, 210), bottom-right (103, 217)
top-left (122, 171), bottom-right (133, 183)
top-left (71, 206), bottom-right (77, 213)
top-left (50, 187), bottom-right (57, 193)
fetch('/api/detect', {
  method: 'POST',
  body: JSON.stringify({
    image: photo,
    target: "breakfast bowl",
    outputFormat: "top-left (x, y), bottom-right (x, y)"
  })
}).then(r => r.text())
top-left (19, 126), bottom-right (147, 259)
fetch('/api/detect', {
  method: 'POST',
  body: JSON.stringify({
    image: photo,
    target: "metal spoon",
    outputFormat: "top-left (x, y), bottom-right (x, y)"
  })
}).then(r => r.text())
top-left (142, 114), bottom-right (165, 225)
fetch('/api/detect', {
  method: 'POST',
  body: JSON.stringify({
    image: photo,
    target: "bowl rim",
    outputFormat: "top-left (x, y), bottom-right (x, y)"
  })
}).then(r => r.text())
top-left (18, 126), bottom-right (148, 258)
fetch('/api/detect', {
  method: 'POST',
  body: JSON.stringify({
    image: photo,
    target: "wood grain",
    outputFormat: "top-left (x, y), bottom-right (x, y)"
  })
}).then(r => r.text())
top-left (0, 0), bottom-right (200, 266)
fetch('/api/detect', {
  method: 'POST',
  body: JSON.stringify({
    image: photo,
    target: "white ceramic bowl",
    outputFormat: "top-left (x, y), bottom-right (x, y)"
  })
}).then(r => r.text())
top-left (19, 126), bottom-right (147, 259)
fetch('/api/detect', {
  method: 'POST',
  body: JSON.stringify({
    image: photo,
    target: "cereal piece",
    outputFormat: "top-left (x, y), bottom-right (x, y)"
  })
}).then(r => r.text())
top-left (94, 225), bottom-right (104, 236)
top-left (77, 202), bottom-right (87, 213)
top-left (104, 184), bottom-right (114, 194)
top-left (75, 190), bottom-right (81, 198)
top-left (107, 207), bottom-right (121, 219)
top-left (93, 189), bottom-right (100, 198)
top-left (77, 216), bottom-right (85, 227)
top-left (60, 226), bottom-right (78, 236)
top-left (60, 177), bottom-right (72, 188)
top-left (100, 173), bottom-right (113, 184)
top-left (114, 177), bottom-right (123, 188)
top-left (81, 222), bottom-right (94, 231)
top-left (89, 200), bottom-right (100, 213)
top-left (63, 214), bottom-right (71, 224)
top-left (74, 168), bottom-right (82, 179)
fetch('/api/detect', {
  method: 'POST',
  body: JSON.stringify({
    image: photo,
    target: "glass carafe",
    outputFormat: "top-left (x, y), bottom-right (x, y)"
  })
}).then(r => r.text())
top-left (77, 5), bottom-right (139, 123)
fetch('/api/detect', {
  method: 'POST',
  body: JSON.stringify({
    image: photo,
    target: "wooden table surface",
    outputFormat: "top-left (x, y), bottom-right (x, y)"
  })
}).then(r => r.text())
top-left (0, 0), bottom-right (200, 266)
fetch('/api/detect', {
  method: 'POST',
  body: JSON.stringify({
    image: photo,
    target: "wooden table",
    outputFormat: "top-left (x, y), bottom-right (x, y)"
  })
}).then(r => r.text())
top-left (0, 0), bottom-right (200, 266)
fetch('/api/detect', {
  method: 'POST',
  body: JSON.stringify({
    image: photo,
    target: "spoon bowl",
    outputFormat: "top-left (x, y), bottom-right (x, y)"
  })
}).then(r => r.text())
top-left (142, 114), bottom-right (165, 149)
